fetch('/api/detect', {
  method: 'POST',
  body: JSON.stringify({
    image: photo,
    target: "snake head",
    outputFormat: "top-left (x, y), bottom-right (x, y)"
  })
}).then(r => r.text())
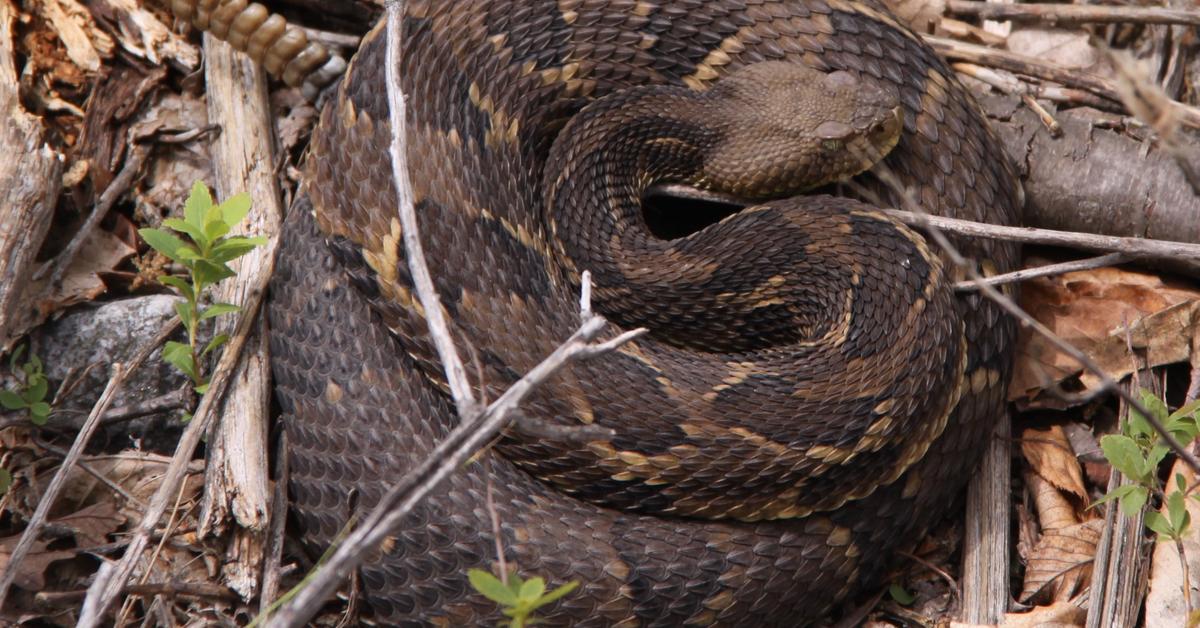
top-left (699, 62), bottom-right (904, 199)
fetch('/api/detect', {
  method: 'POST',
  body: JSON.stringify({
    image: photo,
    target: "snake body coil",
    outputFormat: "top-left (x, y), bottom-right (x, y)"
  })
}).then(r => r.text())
top-left (178, 0), bottom-right (1022, 624)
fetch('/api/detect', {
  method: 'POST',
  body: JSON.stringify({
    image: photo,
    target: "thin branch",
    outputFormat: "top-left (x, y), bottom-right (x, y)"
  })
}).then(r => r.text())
top-left (651, 183), bottom-right (1200, 262)
top-left (947, 1), bottom-right (1200, 27)
top-left (954, 252), bottom-right (1135, 290)
top-left (33, 144), bottom-right (149, 286)
top-left (924, 35), bottom-right (1200, 129)
top-left (380, 4), bottom-right (476, 416)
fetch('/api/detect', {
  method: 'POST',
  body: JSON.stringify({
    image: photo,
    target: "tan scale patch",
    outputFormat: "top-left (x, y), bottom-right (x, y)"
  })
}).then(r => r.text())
top-left (703, 588), bottom-right (736, 611)
top-left (324, 381), bottom-right (344, 404)
top-left (902, 469), bottom-right (922, 499)
top-left (806, 444), bottom-right (856, 465)
top-left (826, 525), bottom-right (853, 547)
top-left (468, 81), bottom-right (520, 149)
top-left (682, 33), bottom-right (744, 90)
top-left (804, 517), bottom-right (835, 535)
top-left (969, 366), bottom-right (1001, 393)
top-left (361, 217), bottom-right (407, 307)
top-left (701, 360), bottom-right (757, 402)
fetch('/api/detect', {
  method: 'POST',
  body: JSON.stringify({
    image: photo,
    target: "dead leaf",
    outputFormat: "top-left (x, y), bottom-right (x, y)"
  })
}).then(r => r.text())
top-left (1019, 518), bottom-right (1102, 604)
top-left (1011, 264), bottom-right (1200, 408)
top-left (0, 536), bottom-right (76, 591)
top-left (1027, 473), bottom-right (1082, 536)
top-left (3, 227), bottom-right (135, 345)
top-left (0, 502), bottom-right (122, 591)
top-left (1022, 426), bottom-right (1089, 507)
top-left (999, 601), bottom-right (1087, 627)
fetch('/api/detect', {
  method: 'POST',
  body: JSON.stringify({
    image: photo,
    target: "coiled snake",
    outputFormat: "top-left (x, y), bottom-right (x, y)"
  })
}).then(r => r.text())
top-left (169, 0), bottom-right (1022, 624)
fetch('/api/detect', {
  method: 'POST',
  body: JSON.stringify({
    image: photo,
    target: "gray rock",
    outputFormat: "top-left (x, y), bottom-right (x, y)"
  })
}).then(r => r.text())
top-left (13, 295), bottom-right (195, 452)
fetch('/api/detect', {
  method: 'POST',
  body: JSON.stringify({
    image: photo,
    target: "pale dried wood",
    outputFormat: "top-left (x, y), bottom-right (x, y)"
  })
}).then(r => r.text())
top-left (1086, 384), bottom-right (1153, 628)
top-left (0, 0), bottom-right (63, 350)
top-left (961, 414), bottom-right (1012, 623)
top-left (194, 33), bottom-right (283, 601)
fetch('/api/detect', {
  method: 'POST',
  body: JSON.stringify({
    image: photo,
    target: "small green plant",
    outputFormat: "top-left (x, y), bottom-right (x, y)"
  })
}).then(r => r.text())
top-left (139, 181), bottom-right (266, 394)
top-left (1094, 389), bottom-right (1200, 532)
top-left (1094, 389), bottom-right (1200, 622)
top-left (888, 582), bottom-right (915, 606)
top-left (0, 345), bottom-right (51, 425)
top-left (467, 568), bottom-right (579, 627)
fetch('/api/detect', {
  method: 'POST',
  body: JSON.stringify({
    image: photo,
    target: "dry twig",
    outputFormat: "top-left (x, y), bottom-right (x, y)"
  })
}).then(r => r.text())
top-left (0, 319), bottom-right (178, 609)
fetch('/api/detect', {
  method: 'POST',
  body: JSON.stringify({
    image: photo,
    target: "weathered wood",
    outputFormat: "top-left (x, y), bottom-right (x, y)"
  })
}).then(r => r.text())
top-left (0, 0), bottom-right (64, 350)
top-left (961, 413), bottom-right (1013, 623)
top-left (194, 33), bottom-right (282, 601)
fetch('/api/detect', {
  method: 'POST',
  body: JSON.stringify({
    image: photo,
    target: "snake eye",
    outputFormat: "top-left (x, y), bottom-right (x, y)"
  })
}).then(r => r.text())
top-left (822, 139), bottom-right (842, 151)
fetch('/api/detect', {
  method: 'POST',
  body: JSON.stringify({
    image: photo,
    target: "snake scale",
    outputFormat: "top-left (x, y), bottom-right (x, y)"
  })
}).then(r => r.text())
top-left (168, 0), bottom-right (1022, 624)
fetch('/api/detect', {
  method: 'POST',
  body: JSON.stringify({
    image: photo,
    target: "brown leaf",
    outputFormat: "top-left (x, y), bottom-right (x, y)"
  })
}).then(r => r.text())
top-left (1011, 264), bottom-right (1200, 409)
top-left (1019, 519), bottom-right (1103, 604)
top-left (1022, 426), bottom-right (1089, 508)
top-left (1027, 473), bottom-right (1080, 534)
top-left (0, 502), bottom-right (122, 591)
top-left (0, 536), bottom-right (76, 591)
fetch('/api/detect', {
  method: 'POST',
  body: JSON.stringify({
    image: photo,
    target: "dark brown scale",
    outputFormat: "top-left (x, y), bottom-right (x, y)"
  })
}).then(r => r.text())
top-left (168, 0), bottom-right (1021, 624)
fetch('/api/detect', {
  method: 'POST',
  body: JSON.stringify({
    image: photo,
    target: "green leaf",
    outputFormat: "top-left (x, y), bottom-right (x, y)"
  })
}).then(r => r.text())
top-left (162, 217), bottom-right (208, 247)
top-left (888, 583), bottom-right (916, 606)
top-left (208, 237), bottom-right (266, 264)
top-left (1092, 483), bottom-right (1141, 509)
top-left (0, 389), bottom-right (26, 409)
top-left (1140, 390), bottom-right (1170, 423)
top-left (518, 577), bottom-right (546, 604)
top-left (469, 569), bottom-right (519, 606)
top-left (174, 300), bottom-right (195, 332)
top-left (28, 354), bottom-right (41, 373)
top-left (202, 334), bottom-right (230, 357)
top-left (536, 580), bottom-right (579, 607)
top-left (1171, 398), bottom-right (1200, 422)
top-left (174, 244), bottom-right (202, 261)
top-left (1101, 434), bottom-right (1148, 481)
top-left (194, 382), bottom-right (210, 395)
top-left (1118, 484), bottom-right (1149, 518)
top-left (204, 218), bottom-right (231, 243)
top-left (139, 228), bottom-right (191, 264)
top-left (180, 410), bottom-right (193, 423)
top-left (8, 344), bottom-right (25, 371)
top-left (192, 259), bottom-right (235, 286)
top-left (24, 375), bottom-right (47, 404)
top-left (219, 193), bottom-right (252, 227)
top-left (1169, 491), bottom-right (1190, 534)
top-left (0, 468), bottom-right (11, 494)
top-left (185, 181), bottom-right (213, 228)
top-left (199, 303), bottom-right (240, 321)
top-left (158, 275), bottom-right (195, 302)
top-left (1145, 511), bottom-right (1174, 538)
top-left (163, 341), bottom-right (198, 381)
top-left (28, 401), bottom-right (51, 425)
top-left (1178, 473), bottom-right (1189, 494)
top-left (1146, 444), bottom-right (1171, 475)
